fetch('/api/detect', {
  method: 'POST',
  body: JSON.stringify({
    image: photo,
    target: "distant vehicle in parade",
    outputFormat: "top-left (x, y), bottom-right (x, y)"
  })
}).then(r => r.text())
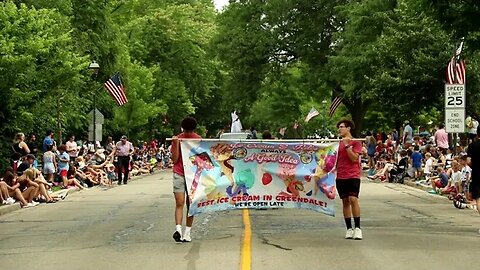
top-left (219, 132), bottom-right (251, 140)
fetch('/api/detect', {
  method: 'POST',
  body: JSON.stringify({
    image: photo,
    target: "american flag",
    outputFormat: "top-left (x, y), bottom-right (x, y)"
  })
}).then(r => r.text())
top-left (446, 39), bottom-right (466, 84)
top-left (104, 74), bottom-right (128, 106)
top-left (329, 96), bottom-right (342, 117)
top-left (304, 107), bottom-right (319, 122)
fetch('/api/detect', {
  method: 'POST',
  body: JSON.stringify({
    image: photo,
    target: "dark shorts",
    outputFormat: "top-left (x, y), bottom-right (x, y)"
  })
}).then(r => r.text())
top-left (469, 182), bottom-right (480, 200)
top-left (336, 178), bottom-right (361, 199)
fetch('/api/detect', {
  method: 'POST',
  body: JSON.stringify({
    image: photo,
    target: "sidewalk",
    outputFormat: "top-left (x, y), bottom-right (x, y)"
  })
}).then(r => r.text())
top-left (0, 188), bottom-right (77, 216)
top-left (0, 170), bottom-right (164, 216)
top-left (365, 174), bottom-right (450, 199)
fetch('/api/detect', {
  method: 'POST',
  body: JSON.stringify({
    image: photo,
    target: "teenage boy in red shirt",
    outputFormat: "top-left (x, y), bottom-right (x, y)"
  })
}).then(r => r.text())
top-left (336, 119), bottom-right (363, 240)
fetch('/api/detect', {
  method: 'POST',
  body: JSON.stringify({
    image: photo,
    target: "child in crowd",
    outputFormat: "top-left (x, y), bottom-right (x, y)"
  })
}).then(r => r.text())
top-left (458, 155), bottom-right (471, 195)
top-left (446, 160), bottom-right (462, 195)
top-left (411, 146), bottom-right (423, 180)
top-left (105, 162), bottom-right (116, 187)
top-left (429, 166), bottom-right (449, 194)
top-left (424, 152), bottom-right (435, 180)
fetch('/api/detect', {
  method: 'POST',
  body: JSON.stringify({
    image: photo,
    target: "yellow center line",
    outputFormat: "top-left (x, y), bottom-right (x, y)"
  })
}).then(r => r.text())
top-left (240, 209), bottom-right (252, 270)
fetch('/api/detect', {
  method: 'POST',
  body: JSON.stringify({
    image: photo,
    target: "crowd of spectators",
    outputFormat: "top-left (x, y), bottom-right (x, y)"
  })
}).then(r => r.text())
top-left (1, 130), bottom-right (172, 208)
top-left (362, 119), bottom-right (478, 211)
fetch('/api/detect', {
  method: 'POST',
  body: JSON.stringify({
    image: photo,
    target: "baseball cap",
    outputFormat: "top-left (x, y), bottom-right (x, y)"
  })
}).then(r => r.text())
top-left (404, 120), bottom-right (410, 124)
top-left (121, 135), bottom-right (127, 140)
top-left (26, 154), bottom-right (36, 160)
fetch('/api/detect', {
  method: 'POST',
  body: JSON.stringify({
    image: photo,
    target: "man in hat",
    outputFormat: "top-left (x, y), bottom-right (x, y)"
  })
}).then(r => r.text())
top-left (403, 120), bottom-right (413, 148)
top-left (111, 135), bottom-right (134, 185)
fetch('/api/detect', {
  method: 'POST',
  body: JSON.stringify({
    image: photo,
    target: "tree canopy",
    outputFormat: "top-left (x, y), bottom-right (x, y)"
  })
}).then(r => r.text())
top-left (1, 0), bottom-right (479, 169)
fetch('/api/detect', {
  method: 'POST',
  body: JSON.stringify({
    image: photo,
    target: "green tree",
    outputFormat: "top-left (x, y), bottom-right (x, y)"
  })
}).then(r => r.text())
top-left (0, 2), bottom-right (88, 169)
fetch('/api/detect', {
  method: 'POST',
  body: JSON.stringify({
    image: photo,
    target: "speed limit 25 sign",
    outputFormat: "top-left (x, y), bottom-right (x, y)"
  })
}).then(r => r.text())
top-left (445, 84), bottom-right (465, 133)
top-left (445, 84), bottom-right (465, 108)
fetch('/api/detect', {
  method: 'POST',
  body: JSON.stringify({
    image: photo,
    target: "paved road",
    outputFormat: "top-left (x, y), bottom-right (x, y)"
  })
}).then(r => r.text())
top-left (0, 171), bottom-right (479, 270)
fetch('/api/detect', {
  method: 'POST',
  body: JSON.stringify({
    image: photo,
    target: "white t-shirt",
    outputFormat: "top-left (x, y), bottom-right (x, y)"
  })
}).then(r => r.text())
top-left (451, 171), bottom-right (462, 184)
top-left (469, 120), bottom-right (478, 134)
top-left (424, 157), bottom-right (434, 174)
top-left (66, 140), bottom-right (78, 158)
top-left (460, 166), bottom-right (472, 182)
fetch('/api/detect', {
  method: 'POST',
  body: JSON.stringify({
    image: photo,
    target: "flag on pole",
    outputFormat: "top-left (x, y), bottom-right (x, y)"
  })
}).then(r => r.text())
top-left (104, 74), bottom-right (128, 106)
top-left (329, 96), bottom-right (342, 118)
top-left (446, 39), bottom-right (466, 84)
top-left (304, 107), bottom-right (320, 122)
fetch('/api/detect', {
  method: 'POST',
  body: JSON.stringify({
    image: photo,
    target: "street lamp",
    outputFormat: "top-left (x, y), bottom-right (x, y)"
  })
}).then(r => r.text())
top-left (88, 61), bottom-right (100, 149)
top-left (322, 99), bottom-right (328, 138)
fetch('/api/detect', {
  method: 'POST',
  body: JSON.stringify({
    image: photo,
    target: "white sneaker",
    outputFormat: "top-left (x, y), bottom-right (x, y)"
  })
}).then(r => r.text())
top-left (23, 203), bottom-right (35, 208)
top-left (353, 227), bottom-right (363, 240)
top-left (32, 201), bottom-right (40, 206)
top-left (6, 197), bottom-right (16, 205)
top-left (345, 228), bottom-right (354, 239)
top-left (182, 233), bottom-right (192, 242)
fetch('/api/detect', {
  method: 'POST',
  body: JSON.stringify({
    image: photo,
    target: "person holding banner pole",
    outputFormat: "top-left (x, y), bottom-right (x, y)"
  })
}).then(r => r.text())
top-left (335, 119), bottom-right (363, 240)
top-left (466, 127), bottom-right (480, 234)
top-left (171, 117), bottom-right (201, 243)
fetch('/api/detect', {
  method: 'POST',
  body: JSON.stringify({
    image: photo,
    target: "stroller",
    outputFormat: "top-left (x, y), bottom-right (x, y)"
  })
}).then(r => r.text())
top-left (388, 157), bottom-right (408, 183)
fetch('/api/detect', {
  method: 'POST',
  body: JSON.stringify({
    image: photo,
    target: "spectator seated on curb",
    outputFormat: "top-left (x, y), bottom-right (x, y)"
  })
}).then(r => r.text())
top-left (443, 160), bottom-right (462, 197)
top-left (388, 150), bottom-right (409, 183)
top-left (27, 168), bottom-right (59, 203)
top-left (0, 176), bottom-right (16, 205)
top-left (368, 155), bottom-right (396, 182)
top-left (131, 162), bottom-right (152, 176)
top-left (423, 152), bottom-right (435, 180)
top-left (428, 166), bottom-right (449, 194)
top-left (73, 165), bottom-right (99, 187)
top-left (84, 157), bottom-right (110, 186)
top-left (457, 154), bottom-right (471, 195)
top-left (64, 165), bottom-right (87, 190)
top-left (14, 169), bottom-right (40, 207)
top-left (2, 169), bottom-right (31, 207)
top-left (16, 154), bottom-right (36, 176)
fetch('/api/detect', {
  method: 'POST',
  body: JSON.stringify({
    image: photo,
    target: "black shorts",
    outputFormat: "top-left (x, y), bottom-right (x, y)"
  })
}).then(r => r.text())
top-left (336, 178), bottom-right (361, 199)
top-left (469, 182), bottom-right (480, 200)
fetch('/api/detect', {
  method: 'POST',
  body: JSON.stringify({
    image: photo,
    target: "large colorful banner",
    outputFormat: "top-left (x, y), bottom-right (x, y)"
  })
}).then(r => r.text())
top-left (180, 140), bottom-right (338, 217)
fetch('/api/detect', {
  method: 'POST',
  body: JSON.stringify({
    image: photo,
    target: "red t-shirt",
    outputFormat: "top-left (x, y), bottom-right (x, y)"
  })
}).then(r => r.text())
top-left (173, 132), bottom-right (202, 176)
top-left (336, 140), bottom-right (362, 180)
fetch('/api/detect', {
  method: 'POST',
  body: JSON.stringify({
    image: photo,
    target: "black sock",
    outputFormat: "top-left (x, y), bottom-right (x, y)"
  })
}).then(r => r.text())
top-left (344, 218), bottom-right (352, 229)
top-left (354, 217), bottom-right (360, 228)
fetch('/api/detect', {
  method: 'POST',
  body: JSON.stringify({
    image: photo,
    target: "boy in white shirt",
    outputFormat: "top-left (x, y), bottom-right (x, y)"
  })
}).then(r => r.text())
top-left (458, 155), bottom-right (472, 195)
top-left (424, 152), bottom-right (435, 180)
top-left (440, 160), bottom-right (460, 194)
